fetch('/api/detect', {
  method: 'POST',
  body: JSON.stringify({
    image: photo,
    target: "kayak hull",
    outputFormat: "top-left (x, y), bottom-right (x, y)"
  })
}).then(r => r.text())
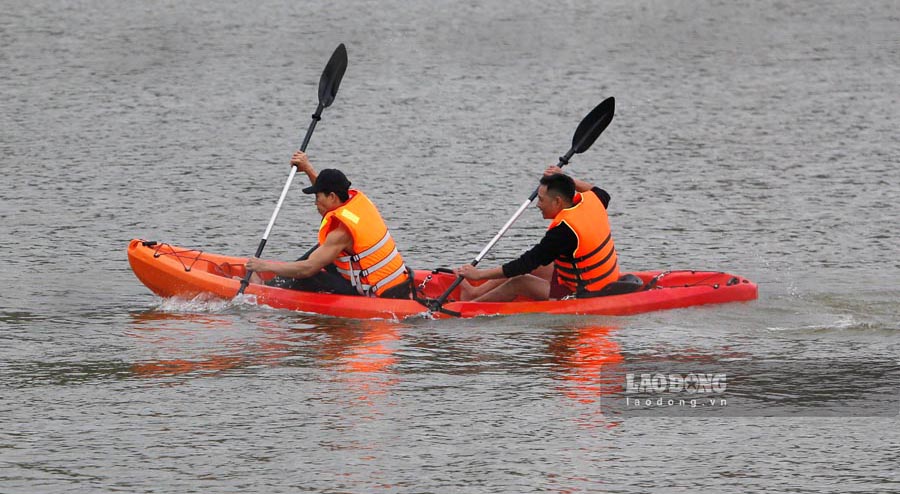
top-left (127, 239), bottom-right (758, 319)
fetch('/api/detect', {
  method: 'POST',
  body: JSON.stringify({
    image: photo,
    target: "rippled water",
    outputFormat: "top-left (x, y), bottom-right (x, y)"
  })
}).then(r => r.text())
top-left (2, 0), bottom-right (899, 492)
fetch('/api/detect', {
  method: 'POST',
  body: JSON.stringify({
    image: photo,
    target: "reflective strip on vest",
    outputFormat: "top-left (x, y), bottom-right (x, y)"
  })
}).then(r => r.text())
top-left (335, 245), bottom-right (399, 278)
top-left (319, 190), bottom-right (409, 297)
top-left (338, 231), bottom-right (394, 264)
top-left (358, 262), bottom-right (408, 295)
top-left (359, 247), bottom-right (399, 278)
top-left (335, 232), bottom-right (402, 295)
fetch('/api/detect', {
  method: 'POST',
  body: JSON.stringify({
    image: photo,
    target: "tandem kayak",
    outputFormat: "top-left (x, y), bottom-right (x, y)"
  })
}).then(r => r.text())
top-left (127, 239), bottom-right (758, 319)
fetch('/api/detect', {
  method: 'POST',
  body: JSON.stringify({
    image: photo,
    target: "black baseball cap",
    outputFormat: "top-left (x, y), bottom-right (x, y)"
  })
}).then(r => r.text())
top-left (301, 169), bottom-right (351, 195)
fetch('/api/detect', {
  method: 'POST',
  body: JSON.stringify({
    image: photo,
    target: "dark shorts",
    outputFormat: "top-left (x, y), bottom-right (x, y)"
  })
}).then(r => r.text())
top-left (265, 264), bottom-right (410, 300)
top-left (265, 264), bottom-right (357, 295)
top-left (548, 268), bottom-right (573, 300)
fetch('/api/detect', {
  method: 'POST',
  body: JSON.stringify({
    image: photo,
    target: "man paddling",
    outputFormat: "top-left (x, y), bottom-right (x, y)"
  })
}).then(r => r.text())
top-left (455, 166), bottom-right (619, 302)
top-left (245, 151), bottom-right (411, 299)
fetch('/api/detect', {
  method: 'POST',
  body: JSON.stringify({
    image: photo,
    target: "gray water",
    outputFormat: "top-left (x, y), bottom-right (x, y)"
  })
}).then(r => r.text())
top-left (2, 0), bottom-right (899, 492)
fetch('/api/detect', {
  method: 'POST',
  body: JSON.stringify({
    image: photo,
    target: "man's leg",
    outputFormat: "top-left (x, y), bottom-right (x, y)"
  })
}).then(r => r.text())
top-left (473, 274), bottom-right (550, 302)
top-left (267, 265), bottom-right (358, 295)
top-left (461, 264), bottom-right (555, 301)
top-left (460, 279), bottom-right (506, 301)
top-left (531, 264), bottom-right (554, 282)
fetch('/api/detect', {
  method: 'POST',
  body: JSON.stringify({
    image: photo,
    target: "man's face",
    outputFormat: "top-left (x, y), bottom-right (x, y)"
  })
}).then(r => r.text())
top-left (315, 191), bottom-right (342, 216)
top-left (536, 185), bottom-right (563, 220)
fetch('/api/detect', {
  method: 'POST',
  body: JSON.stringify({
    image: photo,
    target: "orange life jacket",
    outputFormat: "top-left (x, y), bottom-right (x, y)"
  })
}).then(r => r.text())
top-left (318, 190), bottom-right (408, 297)
top-left (549, 191), bottom-right (619, 295)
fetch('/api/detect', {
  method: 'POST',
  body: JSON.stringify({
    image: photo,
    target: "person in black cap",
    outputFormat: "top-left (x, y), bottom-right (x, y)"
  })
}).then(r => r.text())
top-left (245, 151), bottom-right (410, 299)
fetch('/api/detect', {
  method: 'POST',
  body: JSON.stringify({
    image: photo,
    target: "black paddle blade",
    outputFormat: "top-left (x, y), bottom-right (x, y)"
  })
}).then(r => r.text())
top-left (571, 96), bottom-right (615, 154)
top-left (318, 43), bottom-right (348, 108)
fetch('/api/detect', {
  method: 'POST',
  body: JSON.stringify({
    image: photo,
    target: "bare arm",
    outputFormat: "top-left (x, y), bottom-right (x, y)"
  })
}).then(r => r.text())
top-left (291, 150), bottom-right (318, 185)
top-left (456, 265), bottom-right (506, 281)
top-left (543, 165), bottom-right (594, 192)
top-left (246, 224), bottom-right (352, 279)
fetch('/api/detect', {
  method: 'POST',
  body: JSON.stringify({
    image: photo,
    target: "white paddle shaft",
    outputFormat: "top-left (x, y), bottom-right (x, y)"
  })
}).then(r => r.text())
top-left (474, 197), bottom-right (534, 264)
top-left (262, 166), bottom-right (298, 240)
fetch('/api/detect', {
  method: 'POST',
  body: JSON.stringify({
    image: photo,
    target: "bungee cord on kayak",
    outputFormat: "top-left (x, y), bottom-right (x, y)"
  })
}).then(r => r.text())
top-left (142, 242), bottom-right (236, 278)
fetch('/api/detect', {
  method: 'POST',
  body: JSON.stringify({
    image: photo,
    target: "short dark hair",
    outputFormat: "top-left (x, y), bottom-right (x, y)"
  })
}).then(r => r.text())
top-left (539, 173), bottom-right (576, 202)
top-left (330, 188), bottom-right (350, 202)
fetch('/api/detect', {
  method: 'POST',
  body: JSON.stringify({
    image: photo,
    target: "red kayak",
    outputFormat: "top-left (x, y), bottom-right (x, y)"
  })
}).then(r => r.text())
top-left (127, 239), bottom-right (758, 319)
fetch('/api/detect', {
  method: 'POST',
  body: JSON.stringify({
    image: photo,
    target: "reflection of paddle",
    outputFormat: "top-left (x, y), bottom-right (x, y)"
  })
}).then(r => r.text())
top-left (238, 44), bottom-right (348, 295)
top-left (432, 97), bottom-right (615, 309)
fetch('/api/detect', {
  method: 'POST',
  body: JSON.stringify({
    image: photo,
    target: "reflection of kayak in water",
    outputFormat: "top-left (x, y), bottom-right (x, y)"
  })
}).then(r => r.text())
top-left (129, 315), bottom-right (400, 382)
top-left (128, 239), bottom-right (758, 320)
top-left (551, 325), bottom-right (624, 406)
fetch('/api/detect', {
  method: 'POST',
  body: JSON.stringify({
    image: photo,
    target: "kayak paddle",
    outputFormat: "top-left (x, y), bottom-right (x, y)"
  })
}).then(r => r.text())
top-left (237, 43), bottom-right (348, 296)
top-left (430, 97), bottom-right (615, 310)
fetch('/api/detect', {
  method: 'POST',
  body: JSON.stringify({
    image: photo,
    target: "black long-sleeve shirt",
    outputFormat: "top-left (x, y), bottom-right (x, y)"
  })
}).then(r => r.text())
top-left (501, 187), bottom-right (611, 278)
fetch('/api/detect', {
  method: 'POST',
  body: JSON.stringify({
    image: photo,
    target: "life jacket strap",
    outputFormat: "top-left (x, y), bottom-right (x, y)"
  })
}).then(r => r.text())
top-left (558, 233), bottom-right (612, 265)
top-left (359, 263), bottom-right (408, 296)
top-left (557, 261), bottom-right (619, 292)
top-left (562, 247), bottom-right (616, 277)
top-left (358, 247), bottom-right (399, 278)
top-left (337, 232), bottom-right (393, 264)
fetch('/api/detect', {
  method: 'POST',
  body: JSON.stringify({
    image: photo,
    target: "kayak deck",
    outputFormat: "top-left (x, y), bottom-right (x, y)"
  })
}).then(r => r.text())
top-left (127, 239), bottom-right (758, 319)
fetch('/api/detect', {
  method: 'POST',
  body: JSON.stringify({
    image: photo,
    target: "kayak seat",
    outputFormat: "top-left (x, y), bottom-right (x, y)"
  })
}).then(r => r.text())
top-left (578, 273), bottom-right (644, 298)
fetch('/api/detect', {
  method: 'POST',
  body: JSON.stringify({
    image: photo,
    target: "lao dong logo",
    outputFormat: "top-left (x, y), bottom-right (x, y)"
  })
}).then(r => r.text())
top-left (625, 373), bottom-right (727, 394)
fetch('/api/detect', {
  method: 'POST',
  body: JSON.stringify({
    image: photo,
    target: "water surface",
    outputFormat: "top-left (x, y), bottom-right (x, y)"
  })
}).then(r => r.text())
top-left (2, 0), bottom-right (898, 492)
